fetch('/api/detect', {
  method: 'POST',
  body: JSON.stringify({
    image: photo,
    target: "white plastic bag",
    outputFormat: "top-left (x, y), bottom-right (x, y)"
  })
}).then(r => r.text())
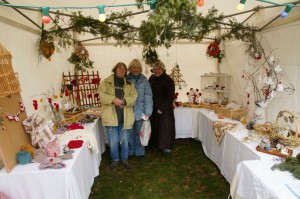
top-left (139, 119), bottom-right (151, 146)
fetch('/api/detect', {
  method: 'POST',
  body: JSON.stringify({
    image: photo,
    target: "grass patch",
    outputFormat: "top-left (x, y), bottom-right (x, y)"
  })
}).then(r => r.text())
top-left (90, 139), bottom-right (230, 199)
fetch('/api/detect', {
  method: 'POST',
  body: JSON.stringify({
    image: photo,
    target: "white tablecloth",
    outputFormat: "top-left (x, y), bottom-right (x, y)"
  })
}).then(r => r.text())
top-left (196, 108), bottom-right (267, 183)
top-left (0, 118), bottom-right (106, 199)
top-left (174, 107), bottom-right (199, 138)
top-left (231, 159), bottom-right (300, 199)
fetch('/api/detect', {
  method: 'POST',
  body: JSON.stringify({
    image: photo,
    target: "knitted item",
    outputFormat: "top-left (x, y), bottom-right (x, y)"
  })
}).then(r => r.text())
top-left (39, 158), bottom-right (66, 169)
top-left (17, 151), bottom-right (32, 165)
top-left (63, 146), bottom-right (74, 154)
top-left (45, 140), bottom-right (60, 157)
top-left (67, 140), bottom-right (84, 149)
top-left (22, 114), bottom-right (56, 148)
top-left (34, 149), bottom-right (47, 163)
top-left (20, 144), bottom-right (35, 156)
top-left (66, 123), bottom-right (84, 130)
top-left (56, 129), bottom-right (99, 153)
top-left (59, 153), bottom-right (73, 160)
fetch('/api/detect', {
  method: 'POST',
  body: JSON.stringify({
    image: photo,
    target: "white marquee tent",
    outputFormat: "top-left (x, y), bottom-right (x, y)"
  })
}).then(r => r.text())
top-left (0, 0), bottom-right (299, 122)
top-left (0, 1), bottom-right (300, 198)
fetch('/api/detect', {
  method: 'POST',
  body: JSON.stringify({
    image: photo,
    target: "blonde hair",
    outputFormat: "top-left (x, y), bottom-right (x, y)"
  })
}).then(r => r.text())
top-left (128, 59), bottom-right (143, 72)
top-left (152, 60), bottom-right (166, 71)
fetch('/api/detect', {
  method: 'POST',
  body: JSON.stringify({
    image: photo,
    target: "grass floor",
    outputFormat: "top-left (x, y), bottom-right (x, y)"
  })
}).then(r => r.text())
top-left (89, 139), bottom-right (230, 199)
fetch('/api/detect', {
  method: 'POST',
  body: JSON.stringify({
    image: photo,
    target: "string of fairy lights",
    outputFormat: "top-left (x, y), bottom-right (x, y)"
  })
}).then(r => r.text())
top-left (0, 0), bottom-right (298, 24)
top-left (237, 0), bottom-right (300, 18)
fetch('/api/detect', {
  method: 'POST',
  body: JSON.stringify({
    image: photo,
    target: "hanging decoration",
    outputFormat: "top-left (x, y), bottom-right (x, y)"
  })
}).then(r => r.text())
top-left (68, 44), bottom-right (94, 73)
top-left (0, 98), bottom-right (25, 122)
top-left (207, 38), bottom-right (224, 63)
top-left (169, 64), bottom-right (187, 90)
top-left (39, 31), bottom-right (55, 61)
top-left (142, 46), bottom-right (158, 66)
top-left (243, 50), bottom-right (295, 109)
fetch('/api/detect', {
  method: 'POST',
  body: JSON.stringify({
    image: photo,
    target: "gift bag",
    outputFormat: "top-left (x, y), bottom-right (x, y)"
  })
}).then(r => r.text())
top-left (139, 119), bottom-right (151, 146)
top-left (22, 114), bottom-right (56, 148)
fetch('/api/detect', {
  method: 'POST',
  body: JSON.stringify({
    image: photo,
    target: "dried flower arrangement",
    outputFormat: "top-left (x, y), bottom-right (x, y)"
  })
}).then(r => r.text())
top-left (242, 49), bottom-right (295, 108)
top-left (68, 44), bottom-right (94, 73)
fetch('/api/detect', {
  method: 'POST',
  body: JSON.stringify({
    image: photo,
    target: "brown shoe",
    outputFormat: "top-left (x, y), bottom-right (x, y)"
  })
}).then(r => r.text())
top-left (122, 160), bottom-right (132, 170)
top-left (108, 161), bottom-right (118, 171)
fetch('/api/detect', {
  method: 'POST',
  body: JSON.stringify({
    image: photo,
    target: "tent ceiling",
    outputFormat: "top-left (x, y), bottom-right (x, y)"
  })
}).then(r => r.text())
top-left (1, 0), bottom-right (299, 42)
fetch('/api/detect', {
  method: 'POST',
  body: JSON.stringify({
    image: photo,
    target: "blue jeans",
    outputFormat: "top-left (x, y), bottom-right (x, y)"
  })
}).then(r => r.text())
top-left (128, 120), bottom-right (145, 156)
top-left (105, 123), bottom-right (129, 162)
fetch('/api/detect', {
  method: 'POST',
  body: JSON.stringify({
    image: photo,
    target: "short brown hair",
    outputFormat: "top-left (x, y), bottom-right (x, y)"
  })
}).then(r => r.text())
top-left (112, 62), bottom-right (127, 74)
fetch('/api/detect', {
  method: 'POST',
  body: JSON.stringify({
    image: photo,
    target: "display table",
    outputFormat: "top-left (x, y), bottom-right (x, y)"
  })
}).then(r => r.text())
top-left (174, 107), bottom-right (199, 138)
top-left (230, 159), bottom-right (300, 199)
top-left (197, 108), bottom-right (266, 183)
top-left (0, 118), bottom-right (106, 199)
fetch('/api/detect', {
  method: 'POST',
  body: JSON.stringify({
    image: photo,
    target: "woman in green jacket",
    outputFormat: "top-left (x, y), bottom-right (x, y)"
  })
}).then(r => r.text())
top-left (99, 62), bottom-right (138, 170)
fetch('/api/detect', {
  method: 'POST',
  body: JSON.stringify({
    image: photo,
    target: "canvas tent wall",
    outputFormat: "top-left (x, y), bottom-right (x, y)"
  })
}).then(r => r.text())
top-left (0, 0), bottom-right (299, 122)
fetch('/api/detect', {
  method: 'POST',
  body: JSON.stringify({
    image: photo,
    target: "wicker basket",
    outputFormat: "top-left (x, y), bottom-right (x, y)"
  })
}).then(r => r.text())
top-left (254, 111), bottom-right (300, 148)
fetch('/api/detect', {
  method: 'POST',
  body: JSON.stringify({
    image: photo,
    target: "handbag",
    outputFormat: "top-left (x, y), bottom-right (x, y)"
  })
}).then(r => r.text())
top-left (139, 119), bottom-right (151, 146)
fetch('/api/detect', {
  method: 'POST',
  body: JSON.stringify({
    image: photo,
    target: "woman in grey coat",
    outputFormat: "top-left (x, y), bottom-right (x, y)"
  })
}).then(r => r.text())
top-left (127, 59), bottom-right (153, 159)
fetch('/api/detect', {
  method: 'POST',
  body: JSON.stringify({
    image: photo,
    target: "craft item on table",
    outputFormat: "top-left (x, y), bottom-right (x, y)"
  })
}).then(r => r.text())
top-left (218, 113), bottom-right (224, 119)
top-left (20, 144), bottom-right (35, 156)
top-left (39, 157), bottom-right (66, 170)
top-left (56, 129), bottom-right (99, 153)
top-left (63, 146), bottom-right (74, 154)
top-left (59, 153), bottom-right (73, 160)
top-left (22, 114), bottom-right (56, 148)
top-left (17, 150), bottom-right (32, 165)
top-left (67, 140), bottom-right (84, 149)
top-left (34, 149), bottom-right (47, 163)
top-left (259, 138), bottom-right (271, 150)
top-left (241, 116), bottom-right (247, 126)
top-left (66, 123), bottom-right (84, 130)
top-left (45, 140), bottom-right (60, 157)
top-left (186, 88), bottom-right (201, 104)
top-left (256, 144), bottom-right (293, 158)
top-left (212, 121), bottom-right (239, 144)
top-left (241, 130), bottom-right (261, 143)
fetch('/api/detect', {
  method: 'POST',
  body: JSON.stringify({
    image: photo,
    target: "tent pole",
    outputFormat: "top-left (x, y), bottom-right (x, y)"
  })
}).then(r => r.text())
top-left (0, 0), bottom-right (42, 30)
top-left (258, 14), bottom-right (281, 31)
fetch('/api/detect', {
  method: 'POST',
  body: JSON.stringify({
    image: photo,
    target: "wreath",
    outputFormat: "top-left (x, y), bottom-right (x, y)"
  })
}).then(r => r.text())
top-left (68, 44), bottom-right (94, 72)
top-left (207, 40), bottom-right (224, 63)
top-left (207, 42), bottom-right (220, 57)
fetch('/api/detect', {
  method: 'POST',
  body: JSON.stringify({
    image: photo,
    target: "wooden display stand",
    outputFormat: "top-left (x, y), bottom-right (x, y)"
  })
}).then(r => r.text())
top-left (0, 94), bottom-right (30, 172)
top-left (62, 71), bottom-right (101, 109)
top-left (0, 43), bottom-right (30, 172)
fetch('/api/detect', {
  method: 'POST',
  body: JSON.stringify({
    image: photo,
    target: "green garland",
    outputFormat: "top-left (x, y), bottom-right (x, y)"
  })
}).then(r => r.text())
top-left (272, 153), bottom-right (300, 180)
top-left (41, 0), bottom-right (261, 65)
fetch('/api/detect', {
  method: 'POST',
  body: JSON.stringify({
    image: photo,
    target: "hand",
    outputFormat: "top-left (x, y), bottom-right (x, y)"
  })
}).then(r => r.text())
top-left (157, 109), bottom-right (162, 114)
top-left (113, 98), bottom-right (123, 106)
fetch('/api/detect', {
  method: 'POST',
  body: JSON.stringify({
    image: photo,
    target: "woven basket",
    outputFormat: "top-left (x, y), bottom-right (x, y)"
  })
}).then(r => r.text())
top-left (254, 111), bottom-right (300, 148)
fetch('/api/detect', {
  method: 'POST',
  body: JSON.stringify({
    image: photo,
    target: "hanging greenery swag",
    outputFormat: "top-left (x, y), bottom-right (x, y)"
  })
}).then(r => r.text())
top-left (41, 0), bottom-right (261, 65)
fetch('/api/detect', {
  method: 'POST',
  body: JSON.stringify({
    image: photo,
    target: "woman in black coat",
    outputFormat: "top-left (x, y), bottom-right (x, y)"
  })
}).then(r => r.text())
top-left (149, 60), bottom-right (175, 155)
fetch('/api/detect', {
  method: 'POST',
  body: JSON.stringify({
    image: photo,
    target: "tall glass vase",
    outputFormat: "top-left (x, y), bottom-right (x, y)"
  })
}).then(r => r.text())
top-left (253, 105), bottom-right (266, 124)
